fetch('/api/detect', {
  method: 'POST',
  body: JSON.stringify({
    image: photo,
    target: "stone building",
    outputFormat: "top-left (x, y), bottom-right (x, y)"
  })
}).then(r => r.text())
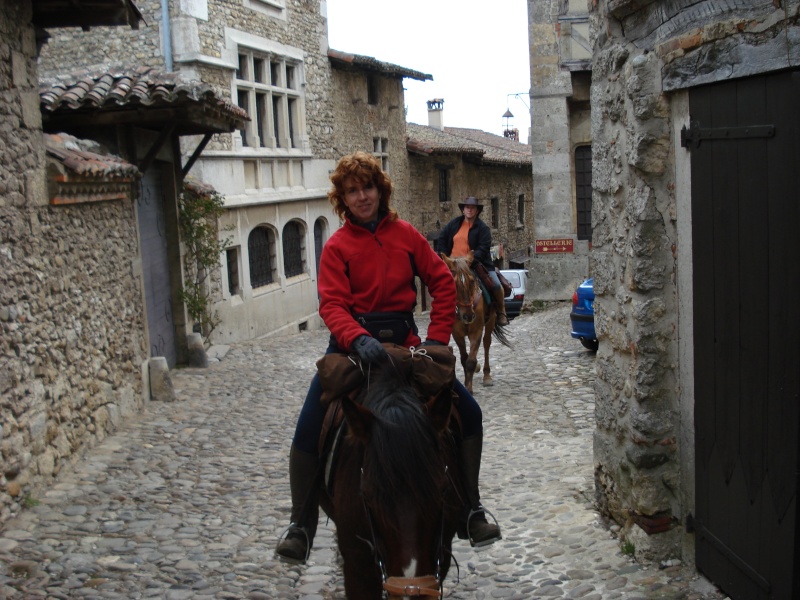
top-left (589, 2), bottom-right (800, 598)
top-left (39, 0), bottom-right (432, 345)
top-left (527, 0), bottom-right (592, 300)
top-left (1, 0), bottom-right (144, 525)
top-left (406, 103), bottom-right (534, 271)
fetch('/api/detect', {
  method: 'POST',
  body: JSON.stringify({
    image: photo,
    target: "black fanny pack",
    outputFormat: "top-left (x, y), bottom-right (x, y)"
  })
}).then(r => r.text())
top-left (354, 311), bottom-right (416, 345)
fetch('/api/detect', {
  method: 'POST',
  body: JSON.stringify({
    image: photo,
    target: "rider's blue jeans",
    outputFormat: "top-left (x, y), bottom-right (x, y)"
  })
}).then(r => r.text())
top-left (292, 355), bottom-right (483, 455)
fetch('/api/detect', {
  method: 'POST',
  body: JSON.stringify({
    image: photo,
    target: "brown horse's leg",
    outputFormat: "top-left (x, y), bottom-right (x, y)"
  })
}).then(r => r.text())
top-left (453, 333), bottom-right (473, 393)
top-left (482, 316), bottom-right (494, 386)
top-left (466, 320), bottom-right (482, 394)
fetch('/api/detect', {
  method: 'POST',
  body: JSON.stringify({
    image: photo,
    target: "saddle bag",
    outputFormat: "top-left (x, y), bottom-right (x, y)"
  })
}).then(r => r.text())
top-left (354, 311), bottom-right (415, 346)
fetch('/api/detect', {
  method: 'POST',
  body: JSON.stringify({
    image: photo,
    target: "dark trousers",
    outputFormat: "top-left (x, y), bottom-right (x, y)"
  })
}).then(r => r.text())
top-left (293, 366), bottom-right (483, 455)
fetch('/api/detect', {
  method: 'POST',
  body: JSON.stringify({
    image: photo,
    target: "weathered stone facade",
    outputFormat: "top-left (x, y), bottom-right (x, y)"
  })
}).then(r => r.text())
top-left (40, 0), bottom-right (433, 345)
top-left (528, 0), bottom-right (593, 300)
top-left (589, 0), bottom-right (800, 565)
top-left (407, 153), bottom-right (534, 268)
top-left (1, 3), bottom-right (147, 525)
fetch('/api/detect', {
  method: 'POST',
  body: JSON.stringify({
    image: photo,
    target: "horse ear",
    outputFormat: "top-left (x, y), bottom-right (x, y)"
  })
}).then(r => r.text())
top-left (466, 249), bottom-right (474, 264)
top-left (425, 387), bottom-right (453, 433)
top-left (341, 395), bottom-right (374, 443)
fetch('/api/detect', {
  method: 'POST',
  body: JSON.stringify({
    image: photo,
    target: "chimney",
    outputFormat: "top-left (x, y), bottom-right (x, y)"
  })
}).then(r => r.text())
top-left (427, 98), bottom-right (444, 131)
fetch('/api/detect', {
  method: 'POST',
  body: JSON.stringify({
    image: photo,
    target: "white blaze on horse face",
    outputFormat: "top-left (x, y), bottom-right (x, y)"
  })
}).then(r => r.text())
top-left (404, 557), bottom-right (418, 579)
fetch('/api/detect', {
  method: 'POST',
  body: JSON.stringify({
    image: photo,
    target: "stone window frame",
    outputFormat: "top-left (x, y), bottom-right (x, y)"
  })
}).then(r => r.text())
top-left (225, 29), bottom-right (307, 155)
top-left (372, 135), bottom-right (389, 173)
top-left (243, 0), bottom-right (286, 21)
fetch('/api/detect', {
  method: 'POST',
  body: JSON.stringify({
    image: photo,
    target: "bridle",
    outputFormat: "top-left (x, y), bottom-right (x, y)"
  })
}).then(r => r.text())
top-left (453, 268), bottom-right (480, 325)
top-left (357, 466), bottom-right (452, 599)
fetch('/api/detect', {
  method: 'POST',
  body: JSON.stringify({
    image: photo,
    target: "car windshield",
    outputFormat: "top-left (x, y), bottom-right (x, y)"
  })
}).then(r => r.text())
top-left (504, 272), bottom-right (521, 287)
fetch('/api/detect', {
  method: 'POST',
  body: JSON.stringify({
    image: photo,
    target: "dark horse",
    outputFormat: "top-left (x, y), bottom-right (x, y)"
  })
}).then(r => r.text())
top-left (441, 251), bottom-right (512, 393)
top-left (318, 358), bottom-right (463, 599)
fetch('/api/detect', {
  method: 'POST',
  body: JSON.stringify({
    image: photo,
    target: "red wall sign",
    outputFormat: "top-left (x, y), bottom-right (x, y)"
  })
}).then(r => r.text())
top-left (535, 238), bottom-right (574, 253)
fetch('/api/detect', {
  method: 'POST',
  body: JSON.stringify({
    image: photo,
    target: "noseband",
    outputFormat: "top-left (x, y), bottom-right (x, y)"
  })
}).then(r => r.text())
top-left (454, 270), bottom-right (480, 325)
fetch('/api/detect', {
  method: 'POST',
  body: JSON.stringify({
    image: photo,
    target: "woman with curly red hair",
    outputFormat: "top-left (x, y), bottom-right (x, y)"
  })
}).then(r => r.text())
top-left (276, 152), bottom-right (501, 563)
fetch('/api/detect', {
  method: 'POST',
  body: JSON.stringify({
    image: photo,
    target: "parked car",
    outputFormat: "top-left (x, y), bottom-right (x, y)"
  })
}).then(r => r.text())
top-left (499, 269), bottom-right (527, 321)
top-left (570, 278), bottom-right (598, 351)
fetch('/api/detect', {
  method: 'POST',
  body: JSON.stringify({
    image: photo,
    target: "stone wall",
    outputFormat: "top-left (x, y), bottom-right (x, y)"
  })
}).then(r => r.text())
top-left (1, 3), bottom-right (148, 525)
top-left (329, 69), bottom-right (412, 214)
top-left (589, 0), bottom-right (799, 562)
top-left (407, 154), bottom-right (534, 266)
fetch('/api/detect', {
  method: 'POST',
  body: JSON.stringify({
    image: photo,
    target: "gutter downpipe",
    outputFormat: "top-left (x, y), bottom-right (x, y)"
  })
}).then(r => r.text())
top-left (161, 0), bottom-right (173, 71)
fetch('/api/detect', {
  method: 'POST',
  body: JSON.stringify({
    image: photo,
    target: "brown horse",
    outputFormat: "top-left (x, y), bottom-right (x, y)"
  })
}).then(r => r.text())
top-left (318, 360), bottom-right (463, 599)
top-left (441, 252), bottom-right (512, 393)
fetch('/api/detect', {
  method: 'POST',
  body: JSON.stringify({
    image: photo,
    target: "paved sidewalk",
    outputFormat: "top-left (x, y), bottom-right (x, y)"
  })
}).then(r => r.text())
top-left (0, 304), bottom-right (727, 599)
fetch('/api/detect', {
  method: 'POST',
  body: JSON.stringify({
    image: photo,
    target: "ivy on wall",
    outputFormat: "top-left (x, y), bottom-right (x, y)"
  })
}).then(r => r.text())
top-left (178, 184), bottom-right (232, 340)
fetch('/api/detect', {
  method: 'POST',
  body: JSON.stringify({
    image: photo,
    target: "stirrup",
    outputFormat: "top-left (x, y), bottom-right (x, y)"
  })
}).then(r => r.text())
top-left (467, 506), bottom-right (502, 548)
top-left (275, 524), bottom-right (311, 565)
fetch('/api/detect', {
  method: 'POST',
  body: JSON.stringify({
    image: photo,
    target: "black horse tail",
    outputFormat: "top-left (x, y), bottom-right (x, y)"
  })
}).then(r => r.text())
top-left (492, 320), bottom-right (513, 348)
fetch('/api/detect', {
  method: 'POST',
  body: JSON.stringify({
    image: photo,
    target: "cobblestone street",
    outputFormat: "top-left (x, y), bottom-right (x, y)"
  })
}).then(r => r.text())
top-left (0, 304), bottom-right (727, 599)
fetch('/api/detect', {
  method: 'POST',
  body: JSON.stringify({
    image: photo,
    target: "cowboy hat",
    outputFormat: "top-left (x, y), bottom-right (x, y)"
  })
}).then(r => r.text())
top-left (458, 196), bottom-right (483, 214)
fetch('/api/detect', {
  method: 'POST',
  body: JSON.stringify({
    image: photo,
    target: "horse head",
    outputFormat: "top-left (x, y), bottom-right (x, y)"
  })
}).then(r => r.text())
top-left (441, 251), bottom-right (480, 325)
top-left (335, 365), bottom-right (460, 599)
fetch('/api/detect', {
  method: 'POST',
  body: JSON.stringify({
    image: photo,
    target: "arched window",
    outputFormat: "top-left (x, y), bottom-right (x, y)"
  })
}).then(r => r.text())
top-left (248, 225), bottom-right (277, 288)
top-left (283, 220), bottom-right (306, 278)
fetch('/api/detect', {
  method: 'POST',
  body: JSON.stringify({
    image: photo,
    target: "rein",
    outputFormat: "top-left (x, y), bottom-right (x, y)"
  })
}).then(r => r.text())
top-left (358, 467), bottom-right (447, 599)
top-left (454, 270), bottom-right (480, 320)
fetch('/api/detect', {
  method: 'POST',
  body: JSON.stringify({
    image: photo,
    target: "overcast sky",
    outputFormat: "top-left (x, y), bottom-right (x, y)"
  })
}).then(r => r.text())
top-left (326, 0), bottom-right (532, 144)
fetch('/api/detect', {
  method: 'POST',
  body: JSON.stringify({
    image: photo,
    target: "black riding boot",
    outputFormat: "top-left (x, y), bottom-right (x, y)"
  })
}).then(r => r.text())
top-left (275, 445), bottom-right (320, 564)
top-left (492, 285), bottom-right (509, 326)
top-left (459, 434), bottom-right (502, 547)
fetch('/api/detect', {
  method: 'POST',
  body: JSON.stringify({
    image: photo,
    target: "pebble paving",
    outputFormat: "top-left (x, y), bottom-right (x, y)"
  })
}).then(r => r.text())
top-left (0, 303), bottom-right (730, 599)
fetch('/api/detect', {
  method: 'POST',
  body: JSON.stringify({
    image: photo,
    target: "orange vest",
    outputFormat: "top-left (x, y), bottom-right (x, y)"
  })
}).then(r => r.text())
top-left (451, 220), bottom-right (471, 257)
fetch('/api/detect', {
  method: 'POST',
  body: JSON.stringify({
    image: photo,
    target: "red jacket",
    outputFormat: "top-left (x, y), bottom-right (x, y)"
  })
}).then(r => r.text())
top-left (318, 216), bottom-right (456, 351)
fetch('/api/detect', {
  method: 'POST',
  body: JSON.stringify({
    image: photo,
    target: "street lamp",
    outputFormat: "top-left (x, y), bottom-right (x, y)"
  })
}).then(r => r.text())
top-left (503, 109), bottom-right (518, 141)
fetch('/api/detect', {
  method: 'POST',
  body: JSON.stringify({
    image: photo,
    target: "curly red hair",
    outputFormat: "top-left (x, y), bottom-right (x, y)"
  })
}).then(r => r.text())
top-left (328, 152), bottom-right (398, 222)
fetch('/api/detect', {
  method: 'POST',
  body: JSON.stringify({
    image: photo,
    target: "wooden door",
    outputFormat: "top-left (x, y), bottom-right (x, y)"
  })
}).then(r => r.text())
top-left (690, 69), bottom-right (800, 599)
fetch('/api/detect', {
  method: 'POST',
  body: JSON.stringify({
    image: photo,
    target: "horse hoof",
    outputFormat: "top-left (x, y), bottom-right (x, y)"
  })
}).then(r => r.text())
top-left (482, 379), bottom-right (493, 386)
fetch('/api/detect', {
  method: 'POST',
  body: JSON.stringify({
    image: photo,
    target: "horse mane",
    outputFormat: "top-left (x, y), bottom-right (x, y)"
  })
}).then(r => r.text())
top-left (357, 367), bottom-right (447, 534)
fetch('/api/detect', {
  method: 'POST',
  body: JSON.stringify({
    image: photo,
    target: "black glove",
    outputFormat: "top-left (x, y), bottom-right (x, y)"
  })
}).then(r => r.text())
top-left (419, 339), bottom-right (446, 347)
top-left (352, 335), bottom-right (388, 364)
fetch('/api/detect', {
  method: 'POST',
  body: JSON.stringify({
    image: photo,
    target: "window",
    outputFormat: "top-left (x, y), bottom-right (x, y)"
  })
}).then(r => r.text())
top-left (283, 220), bottom-right (306, 278)
top-left (243, 0), bottom-right (286, 19)
top-left (236, 50), bottom-right (303, 150)
top-left (373, 137), bottom-right (389, 172)
top-left (517, 194), bottom-right (525, 227)
top-left (438, 168), bottom-right (450, 202)
top-left (248, 226), bottom-right (277, 288)
top-left (226, 247), bottom-right (241, 296)
top-left (491, 197), bottom-right (499, 228)
top-left (575, 145), bottom-right (593, 241)
top-left (367, 75), bottom-right (378, 105)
